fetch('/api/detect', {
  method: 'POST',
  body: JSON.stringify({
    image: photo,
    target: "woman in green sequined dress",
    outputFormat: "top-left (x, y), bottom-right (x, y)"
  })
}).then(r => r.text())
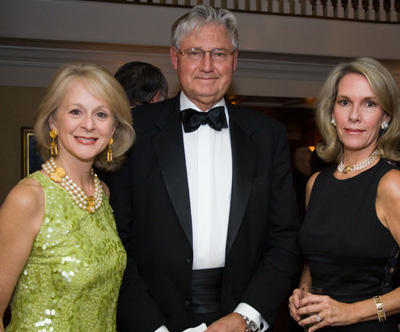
top-left (0, 62), bottom-right (135, 331)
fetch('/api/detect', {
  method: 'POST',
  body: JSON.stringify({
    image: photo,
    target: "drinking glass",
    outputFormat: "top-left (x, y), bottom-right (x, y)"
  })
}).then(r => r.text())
top-left (300, 287), bottom-right (322, 332)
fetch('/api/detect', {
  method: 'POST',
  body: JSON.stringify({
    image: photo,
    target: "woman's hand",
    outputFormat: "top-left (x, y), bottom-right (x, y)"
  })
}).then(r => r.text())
top-left (288, 288), bottom-right (303, 322)
top-left (291, 292), bottom-right (354, 332)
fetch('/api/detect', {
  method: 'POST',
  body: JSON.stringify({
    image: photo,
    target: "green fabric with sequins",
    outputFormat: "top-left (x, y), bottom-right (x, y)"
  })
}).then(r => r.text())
top-left (6, 171), bottom-right (126, 332)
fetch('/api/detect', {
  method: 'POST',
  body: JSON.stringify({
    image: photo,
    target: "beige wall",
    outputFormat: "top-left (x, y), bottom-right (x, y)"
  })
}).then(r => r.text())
top-left (0, 87), bottom-right (45, 204)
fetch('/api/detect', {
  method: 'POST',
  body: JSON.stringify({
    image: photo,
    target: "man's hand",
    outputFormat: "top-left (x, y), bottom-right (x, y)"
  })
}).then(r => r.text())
top-left (205, 313), bottom-right (246, 332)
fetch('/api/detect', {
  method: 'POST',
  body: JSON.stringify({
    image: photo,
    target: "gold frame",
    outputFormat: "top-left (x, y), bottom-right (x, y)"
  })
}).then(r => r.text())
top-left (21, 127), bottom-right (43, 178)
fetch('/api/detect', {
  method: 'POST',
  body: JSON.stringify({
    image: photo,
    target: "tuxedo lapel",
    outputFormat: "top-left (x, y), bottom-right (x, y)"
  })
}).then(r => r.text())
top-left (152, 100), bottom-right (193, 246)
top-left (226, 107), bottom-right (257, 256)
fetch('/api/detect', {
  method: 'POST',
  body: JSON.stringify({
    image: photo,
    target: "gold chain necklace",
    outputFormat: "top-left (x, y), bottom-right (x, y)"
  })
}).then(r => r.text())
top-left (42, 158), bottom-right (102, 213)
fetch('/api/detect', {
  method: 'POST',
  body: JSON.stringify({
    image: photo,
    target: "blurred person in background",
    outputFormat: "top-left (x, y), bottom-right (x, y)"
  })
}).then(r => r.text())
top-left (115, 61), bottom-right (168, 107)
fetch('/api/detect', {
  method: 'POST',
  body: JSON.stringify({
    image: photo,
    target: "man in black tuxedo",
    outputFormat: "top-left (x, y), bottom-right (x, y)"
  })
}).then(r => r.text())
top-left (106, 5), bottom-right (301, 332)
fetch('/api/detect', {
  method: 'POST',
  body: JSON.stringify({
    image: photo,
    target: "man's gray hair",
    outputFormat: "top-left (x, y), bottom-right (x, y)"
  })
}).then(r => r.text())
top-left (171, 5), bottom-right (239, 51)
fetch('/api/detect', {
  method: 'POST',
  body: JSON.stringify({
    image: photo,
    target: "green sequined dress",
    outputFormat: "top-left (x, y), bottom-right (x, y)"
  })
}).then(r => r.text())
top-left (6, 171), bottom-right (126, 332)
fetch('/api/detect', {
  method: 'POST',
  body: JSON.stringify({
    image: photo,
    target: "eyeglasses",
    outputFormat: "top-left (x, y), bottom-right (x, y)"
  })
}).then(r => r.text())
top-left (176, 48), bottom-right (235, 62)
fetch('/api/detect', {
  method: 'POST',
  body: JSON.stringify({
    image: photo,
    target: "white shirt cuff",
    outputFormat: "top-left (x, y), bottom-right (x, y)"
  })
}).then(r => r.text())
top-left (156, 323), bottom-right (207, 332)
top-left (155, 325), bottom-right (169, 332)
top-left (234, 302), bottom-right (269, 331)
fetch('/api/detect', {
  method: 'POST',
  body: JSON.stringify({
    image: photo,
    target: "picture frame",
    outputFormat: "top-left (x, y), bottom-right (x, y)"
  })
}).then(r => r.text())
top-left (21, 127), bottom-right (43, 178)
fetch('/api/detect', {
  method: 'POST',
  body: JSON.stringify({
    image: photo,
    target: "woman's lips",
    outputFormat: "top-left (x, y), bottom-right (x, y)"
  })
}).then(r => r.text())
top-left (75, 136), bottom-right (98, 144)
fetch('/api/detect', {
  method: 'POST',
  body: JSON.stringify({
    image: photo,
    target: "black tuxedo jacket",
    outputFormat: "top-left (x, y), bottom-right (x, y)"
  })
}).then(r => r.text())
top-left (105, 94), bottom-right (302, 332)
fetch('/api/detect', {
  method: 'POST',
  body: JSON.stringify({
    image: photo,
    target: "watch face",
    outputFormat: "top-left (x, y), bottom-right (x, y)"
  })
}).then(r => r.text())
top-left (239, 314), bottom-right (259, 332)
top-left (248, 321), bottom-right (259, 332)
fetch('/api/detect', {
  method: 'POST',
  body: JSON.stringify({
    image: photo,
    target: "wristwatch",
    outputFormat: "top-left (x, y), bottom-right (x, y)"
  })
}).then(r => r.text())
top-left (239, 314), bottom-right (259, 332)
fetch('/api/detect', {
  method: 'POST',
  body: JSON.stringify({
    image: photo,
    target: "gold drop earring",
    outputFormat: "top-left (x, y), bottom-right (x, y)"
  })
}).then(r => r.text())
top-left (50, 128), bottom-right (58, 156)
top-left (107, 137), bottom-right (113, 162)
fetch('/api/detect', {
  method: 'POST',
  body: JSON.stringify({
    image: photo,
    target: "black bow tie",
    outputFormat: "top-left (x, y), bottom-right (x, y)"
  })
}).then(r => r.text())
top-left (181, 106), bottom-right (228, 133)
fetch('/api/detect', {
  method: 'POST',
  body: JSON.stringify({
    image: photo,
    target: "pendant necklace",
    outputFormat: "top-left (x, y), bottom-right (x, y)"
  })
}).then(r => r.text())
top-left (42, 158), bottom-right (102, 213)
top-left (337, 149), bottom-right (380, 174)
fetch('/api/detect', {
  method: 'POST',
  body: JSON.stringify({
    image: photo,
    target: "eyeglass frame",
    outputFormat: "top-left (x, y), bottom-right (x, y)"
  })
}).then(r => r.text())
top-left (174, 47), bottom-right (237, 62)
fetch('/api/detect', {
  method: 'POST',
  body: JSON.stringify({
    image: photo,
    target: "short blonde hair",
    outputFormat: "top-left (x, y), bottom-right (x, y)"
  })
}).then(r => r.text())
top-left (34, 62), bottom-right (135, 171)
top-left (316, 57), bottom-right (400, 163)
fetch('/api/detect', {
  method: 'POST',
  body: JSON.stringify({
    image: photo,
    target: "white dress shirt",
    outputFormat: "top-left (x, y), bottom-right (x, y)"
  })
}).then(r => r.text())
top-left (180, 92), bottom-right (232, 270)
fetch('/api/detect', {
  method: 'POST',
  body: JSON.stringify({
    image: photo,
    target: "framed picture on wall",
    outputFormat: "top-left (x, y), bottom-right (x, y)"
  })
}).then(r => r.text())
top-left (21, 127), bottom-right (43, 178)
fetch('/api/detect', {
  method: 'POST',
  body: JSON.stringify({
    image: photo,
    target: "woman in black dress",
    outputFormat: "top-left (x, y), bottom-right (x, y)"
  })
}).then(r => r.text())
top-left (289, 57), bottom-right (400, 331)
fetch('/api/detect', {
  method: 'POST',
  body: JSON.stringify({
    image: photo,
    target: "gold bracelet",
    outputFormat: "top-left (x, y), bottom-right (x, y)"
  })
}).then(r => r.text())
top-left (373, 295), bottom-right (387, 322)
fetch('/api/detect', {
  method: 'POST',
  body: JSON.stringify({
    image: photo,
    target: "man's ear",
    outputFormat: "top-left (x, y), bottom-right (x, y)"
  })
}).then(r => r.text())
top-left (232, 50), bottom-right (238, 71)
top-left (170, 47), bottom-right (179, 71)
top-left (151, 91), bottom-right (162, 103)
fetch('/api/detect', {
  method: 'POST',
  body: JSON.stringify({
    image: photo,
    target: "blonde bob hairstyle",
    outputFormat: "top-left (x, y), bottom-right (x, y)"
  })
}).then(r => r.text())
top-left (34, 62), bottom-right (135, 171)
top-left (316, 57), bottom-right (400, 163)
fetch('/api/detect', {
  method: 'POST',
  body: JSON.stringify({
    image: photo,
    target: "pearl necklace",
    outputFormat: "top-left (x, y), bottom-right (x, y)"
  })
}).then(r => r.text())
top-left (42, 158), bottom-right (102, 213)
top-left (337, 149), bottom-right (380, 174)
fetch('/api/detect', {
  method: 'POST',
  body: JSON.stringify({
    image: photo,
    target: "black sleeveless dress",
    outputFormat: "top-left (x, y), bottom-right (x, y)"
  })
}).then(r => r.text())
top-left (300, 159), bottom-right (399, 331)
